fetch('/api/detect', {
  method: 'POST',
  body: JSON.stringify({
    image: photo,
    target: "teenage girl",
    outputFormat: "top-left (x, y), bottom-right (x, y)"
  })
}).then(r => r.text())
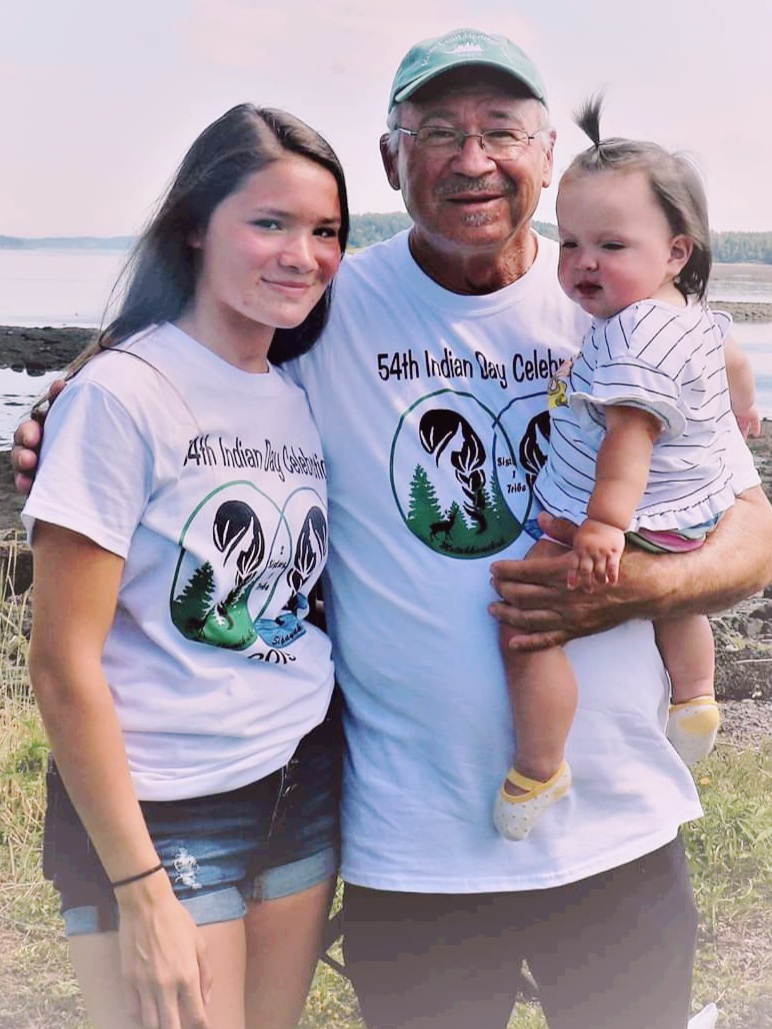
top-left (24, 104), bottom-right (348, 1029)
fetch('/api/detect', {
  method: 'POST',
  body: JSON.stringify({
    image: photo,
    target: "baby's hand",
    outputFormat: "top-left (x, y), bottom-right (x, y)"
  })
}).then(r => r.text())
top-left (734, 403), bottom-right (762, 439)
top-left (567, 518), bottom-right (626, 592)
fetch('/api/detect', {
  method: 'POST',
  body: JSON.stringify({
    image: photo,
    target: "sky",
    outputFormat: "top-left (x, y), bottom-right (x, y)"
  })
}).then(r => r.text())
top-left (1, 0), bottom-right (770, 237)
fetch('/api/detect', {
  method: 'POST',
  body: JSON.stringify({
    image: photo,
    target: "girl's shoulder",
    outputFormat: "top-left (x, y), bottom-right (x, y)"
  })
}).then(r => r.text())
top-left (69, 324), bottom-right (171, 391)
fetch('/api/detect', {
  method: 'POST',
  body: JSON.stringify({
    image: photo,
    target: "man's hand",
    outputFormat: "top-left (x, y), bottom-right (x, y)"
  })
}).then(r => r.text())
top-left (490, 512), bottom-right (636, 652)
top-left (12, 419), bottom-right (43, 494)
top-left (490, 490), bottom-right (772, 652)
top-left (10, 378), bottom-right (63, 493)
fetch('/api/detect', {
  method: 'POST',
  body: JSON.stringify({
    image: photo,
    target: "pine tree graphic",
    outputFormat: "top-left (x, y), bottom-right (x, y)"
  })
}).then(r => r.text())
top-left (171, 561), bottom-right (216, 637)
top-left (407, 464), bottom-right (443, 536)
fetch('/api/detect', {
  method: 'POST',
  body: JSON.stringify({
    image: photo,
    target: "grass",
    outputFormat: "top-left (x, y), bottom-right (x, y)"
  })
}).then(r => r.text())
top-left (0, 530), bottom-right (770, 1028)
top-left (684, 746), bottom-right (772, 1027)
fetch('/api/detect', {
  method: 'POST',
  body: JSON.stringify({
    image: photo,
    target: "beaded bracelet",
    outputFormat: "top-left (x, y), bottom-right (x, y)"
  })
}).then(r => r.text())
top-left (110, 861), bottom-right (164, 890)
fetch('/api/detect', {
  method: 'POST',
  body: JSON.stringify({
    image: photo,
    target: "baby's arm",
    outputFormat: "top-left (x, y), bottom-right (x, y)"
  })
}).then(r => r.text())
top-left (724, 334), bottom-right (761, 438)
top-left (569, 405), bottom-right (661, 591)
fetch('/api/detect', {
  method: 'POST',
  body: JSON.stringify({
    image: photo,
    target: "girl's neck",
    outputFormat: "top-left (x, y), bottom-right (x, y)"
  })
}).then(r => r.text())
top-left (175, 303), bottom-right (273, 373)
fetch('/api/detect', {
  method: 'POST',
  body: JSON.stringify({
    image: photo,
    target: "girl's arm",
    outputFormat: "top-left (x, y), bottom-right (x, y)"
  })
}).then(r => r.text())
top-left (29, 522), bottom-right (212, 1029)
top-left (569, 405), bottom-right (661, 591)
top-left (724, 334), bottom-right (761, 438)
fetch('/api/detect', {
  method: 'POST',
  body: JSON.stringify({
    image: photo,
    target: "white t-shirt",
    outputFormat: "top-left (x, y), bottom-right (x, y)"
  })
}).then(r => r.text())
top-left (535, 299), bottom-right (739, 531)
top-left (23, 323), bottom-right (334, 800)
top-left (289, 231), bottom-right (759, 892)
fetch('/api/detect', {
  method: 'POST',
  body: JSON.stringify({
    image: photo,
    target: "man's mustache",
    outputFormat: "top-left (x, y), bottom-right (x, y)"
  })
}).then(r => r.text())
top-left (435, 177), bottom-right (515, 199)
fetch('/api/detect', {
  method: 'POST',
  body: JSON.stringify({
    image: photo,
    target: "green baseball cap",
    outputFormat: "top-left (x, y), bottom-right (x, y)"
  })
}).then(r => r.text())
top-left (388, 28), bottom-right (547, 111)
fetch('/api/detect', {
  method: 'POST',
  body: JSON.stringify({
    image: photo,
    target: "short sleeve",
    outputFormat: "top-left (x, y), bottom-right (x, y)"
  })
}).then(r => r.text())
top-left (569, 305), bottom-right (688, 440)
top-left (710, 307), bottom-right (733, 342)
top-left (21, 379), bottom-right (153, 557)
top-left (724, 419), bottom-right (761, 495)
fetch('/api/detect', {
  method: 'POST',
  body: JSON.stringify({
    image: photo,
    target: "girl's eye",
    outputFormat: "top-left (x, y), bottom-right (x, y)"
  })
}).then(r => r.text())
top-left (314, 226), bottom-right (339, 239)
top-left (252, 218), bottom-right (281, 230)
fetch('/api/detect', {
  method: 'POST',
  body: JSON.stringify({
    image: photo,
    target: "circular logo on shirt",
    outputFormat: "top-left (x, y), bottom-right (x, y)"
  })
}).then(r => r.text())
top-left (169, 482), bottom-right (327, 655)
top-left (390, 389), bottom-right (547, 559)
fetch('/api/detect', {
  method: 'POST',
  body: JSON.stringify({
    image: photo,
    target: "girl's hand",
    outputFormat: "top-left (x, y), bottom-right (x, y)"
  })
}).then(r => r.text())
top-left (116, 875), bottom-right (213, 1029)
top-left (734, 403), bottom-right (762, 439)
top-left (567, 518), bottom-right (626, 592)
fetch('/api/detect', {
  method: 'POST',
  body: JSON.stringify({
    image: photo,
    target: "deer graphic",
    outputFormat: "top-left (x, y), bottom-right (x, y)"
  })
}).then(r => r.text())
top-left (429, 507), bottom-right (458, 542)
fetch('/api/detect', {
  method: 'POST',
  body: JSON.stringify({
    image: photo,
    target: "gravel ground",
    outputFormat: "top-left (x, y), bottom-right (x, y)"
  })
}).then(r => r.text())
top-left (718, 699), bottom-right (772, 748)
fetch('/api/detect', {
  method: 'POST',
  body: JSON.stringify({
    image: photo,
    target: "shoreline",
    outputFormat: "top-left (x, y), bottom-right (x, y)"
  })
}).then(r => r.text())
top-left (1, 300), bottom-right (772, 373)
top-left (709, 300), bottom-right (772, 322)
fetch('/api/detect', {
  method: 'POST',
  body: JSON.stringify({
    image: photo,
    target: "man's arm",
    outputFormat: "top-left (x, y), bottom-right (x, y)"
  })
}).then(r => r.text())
top-left (490, 485), bottom-right (772, 651)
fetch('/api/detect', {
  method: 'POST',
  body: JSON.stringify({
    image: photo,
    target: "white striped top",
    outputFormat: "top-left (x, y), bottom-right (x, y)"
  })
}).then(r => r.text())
top-left (534, 299), bottom-right (739, 532)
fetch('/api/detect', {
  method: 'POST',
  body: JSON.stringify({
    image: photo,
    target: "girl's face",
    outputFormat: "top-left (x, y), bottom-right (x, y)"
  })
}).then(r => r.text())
top-left (190, 155), bottom-right (343, 354)
top-left (556, 168), bottom-right (692, 320)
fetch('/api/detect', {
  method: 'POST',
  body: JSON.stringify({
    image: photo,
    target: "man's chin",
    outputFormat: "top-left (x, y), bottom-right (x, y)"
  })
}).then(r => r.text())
top-left (441, 214), bottom-right (521, 245)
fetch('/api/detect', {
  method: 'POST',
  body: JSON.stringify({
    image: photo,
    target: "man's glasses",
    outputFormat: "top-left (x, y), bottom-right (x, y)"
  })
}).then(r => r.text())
top-left (395, 126), bottom-right (540, 156)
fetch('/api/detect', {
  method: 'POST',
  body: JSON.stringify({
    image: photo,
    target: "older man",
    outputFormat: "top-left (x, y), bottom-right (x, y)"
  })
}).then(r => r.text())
top-left (289, 29), bottom-right (771, 1029)
top-left (13, 27), bottom-right (772, 1029)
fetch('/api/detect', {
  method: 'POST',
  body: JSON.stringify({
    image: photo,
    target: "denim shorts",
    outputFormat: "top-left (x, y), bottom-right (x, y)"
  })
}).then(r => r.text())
top-left (42, 693), bottom-right (343, 936)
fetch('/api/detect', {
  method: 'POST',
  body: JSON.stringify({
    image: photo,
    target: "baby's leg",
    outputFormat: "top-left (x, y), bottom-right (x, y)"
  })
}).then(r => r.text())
top-left (655, 615), bottom-right (720, 766)
top-left (499, 641), bottom-right (576, 785)
top-left (493, 538), bottom-right (575, 840)
top-left (655, 614), bottom-right (715, 703)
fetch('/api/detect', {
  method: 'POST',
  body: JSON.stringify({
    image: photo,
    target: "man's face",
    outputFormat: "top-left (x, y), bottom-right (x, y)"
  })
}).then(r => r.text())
top-left (382, 83), bottom-right (554, 259)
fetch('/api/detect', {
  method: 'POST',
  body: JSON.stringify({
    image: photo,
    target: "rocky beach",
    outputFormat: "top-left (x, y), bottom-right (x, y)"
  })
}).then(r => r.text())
top-left (0, 323), bottom-right (94, 373)
top-left (1, 315), bottom-right (771, 742)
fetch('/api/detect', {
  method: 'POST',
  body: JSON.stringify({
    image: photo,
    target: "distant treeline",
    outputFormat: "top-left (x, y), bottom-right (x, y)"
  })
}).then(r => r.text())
top-left (347, 213), bottom-right (559, 249)
top-left (348, 213), bottom-right (412, 249)
top-left (3, 220), bottom-right (772, 263)
top-left (347, 217), bottom-right (772, 263)
top-left (709, 232), bottom-right (772, 264)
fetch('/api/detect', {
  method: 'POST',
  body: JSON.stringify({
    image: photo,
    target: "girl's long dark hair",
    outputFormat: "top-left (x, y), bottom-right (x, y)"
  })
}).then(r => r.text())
top-left (72, 104), bottom-right (349, 374)
top-left (563, 94), bottom-right (711, 300)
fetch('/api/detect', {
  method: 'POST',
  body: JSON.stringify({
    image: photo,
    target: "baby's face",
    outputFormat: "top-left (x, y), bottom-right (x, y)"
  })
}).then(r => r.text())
top-left (556, 168), bottom-right (690, 319)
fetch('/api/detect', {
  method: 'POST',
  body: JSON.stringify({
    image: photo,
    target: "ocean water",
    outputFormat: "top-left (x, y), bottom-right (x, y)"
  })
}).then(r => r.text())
top-left (0, 249), bottom-right (771, 449)
top-left (0, 248), bottom-right (127, 328)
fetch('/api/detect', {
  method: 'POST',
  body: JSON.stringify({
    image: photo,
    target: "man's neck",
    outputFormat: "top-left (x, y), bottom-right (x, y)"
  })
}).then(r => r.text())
top-left (408, 228), bottom-right (538, 295)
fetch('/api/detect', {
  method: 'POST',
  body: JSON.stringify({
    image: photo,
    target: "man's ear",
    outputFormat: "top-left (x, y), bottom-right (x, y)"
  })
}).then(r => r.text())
top-left (541, 128), bottom-right (557, 189)
top-left (380, 134), bottom-right (401, 191)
